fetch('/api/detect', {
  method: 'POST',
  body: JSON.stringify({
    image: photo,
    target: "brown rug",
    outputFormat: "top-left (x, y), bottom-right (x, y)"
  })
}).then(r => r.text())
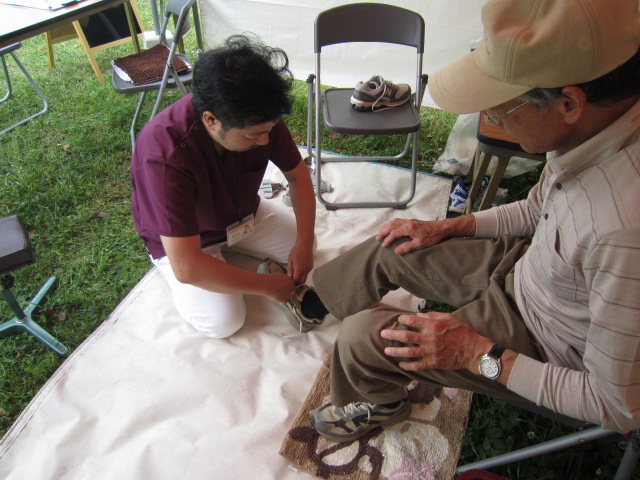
top-left (280, 352), bottom-right (473, 480)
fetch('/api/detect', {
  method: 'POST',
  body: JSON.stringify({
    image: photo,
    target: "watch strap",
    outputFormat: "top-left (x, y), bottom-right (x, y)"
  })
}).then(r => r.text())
top-left (487, 344), bottom-right (506, 360)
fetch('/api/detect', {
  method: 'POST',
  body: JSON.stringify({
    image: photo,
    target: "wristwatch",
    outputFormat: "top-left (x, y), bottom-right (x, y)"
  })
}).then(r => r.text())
top-left (478, 344), bottom-right (506, 380)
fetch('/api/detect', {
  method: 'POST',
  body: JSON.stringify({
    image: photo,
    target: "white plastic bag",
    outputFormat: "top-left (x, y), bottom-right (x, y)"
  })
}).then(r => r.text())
top-left (433, 113), bottom-right (545, 178)
top-left (433, 113), bottom-right (479, 176)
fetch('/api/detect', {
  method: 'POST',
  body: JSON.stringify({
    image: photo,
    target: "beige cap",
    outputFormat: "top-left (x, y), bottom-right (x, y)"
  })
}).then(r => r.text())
top-left (429, 0), bottom-right (640, 114)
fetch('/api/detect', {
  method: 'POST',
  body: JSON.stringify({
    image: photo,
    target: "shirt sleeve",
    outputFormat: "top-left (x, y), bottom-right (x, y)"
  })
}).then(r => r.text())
top-left (138, 155), bottom-right (200, 238)
top-left (268, 121), bottom-right (303, 173)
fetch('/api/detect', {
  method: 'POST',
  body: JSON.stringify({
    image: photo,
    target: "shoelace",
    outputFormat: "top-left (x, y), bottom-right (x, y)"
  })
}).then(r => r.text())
top-left (341, 402), bottom-right (373, 423)
top-left (371, 81), bottom-right (399, 112)
top-left (283, 286), bottom-right (306, 338)
top-left (283, 300), bottom-right (304, 338)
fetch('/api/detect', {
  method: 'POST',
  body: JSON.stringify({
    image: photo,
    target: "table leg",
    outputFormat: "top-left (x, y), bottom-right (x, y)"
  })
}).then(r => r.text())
top-left (478, 156), bottom-right (509, 211)
top-left (465, 148), bottom-right (491, 215)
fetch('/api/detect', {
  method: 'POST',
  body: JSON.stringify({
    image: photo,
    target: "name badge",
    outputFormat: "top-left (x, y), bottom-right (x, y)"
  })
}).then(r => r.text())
top-left (226, 214), bottom-right (255, 246)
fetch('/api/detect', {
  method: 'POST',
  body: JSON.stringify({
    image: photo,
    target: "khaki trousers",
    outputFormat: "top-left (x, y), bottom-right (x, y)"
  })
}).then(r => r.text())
top-left (312, 236), bottom-right (547, 407)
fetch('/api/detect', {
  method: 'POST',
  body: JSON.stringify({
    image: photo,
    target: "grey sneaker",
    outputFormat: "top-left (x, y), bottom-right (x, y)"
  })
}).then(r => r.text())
top-left (257, 258), bottom-right (325, 333)
top-left (311, 397), bottom-right (411, 442)
top-left (350, 75), bottom-right (411, 112)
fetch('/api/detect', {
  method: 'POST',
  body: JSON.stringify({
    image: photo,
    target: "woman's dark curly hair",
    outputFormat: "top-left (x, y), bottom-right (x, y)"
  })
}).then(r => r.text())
top-left (191, 33), bottom-right (294, 129)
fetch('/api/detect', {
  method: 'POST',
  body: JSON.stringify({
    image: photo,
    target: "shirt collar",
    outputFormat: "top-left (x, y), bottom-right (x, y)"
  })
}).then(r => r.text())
top-left (548, 98), bottom-right (640, 177)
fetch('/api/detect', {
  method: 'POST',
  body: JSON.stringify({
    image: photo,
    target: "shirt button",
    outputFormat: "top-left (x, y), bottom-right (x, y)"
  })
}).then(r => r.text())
top-left (181, 143), bottom-right (186, 148)
top-left (194, 126), bottom-right (198, 131)
top-left (544, 213), bottom-right (549, 220)
top-left (556, 183), bottom-right (562, 190)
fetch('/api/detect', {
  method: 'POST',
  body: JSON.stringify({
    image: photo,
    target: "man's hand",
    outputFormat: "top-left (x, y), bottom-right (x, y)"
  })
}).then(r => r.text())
top-left (265, 272), bottom-right (297, 305)
top-left (380, 312), bottom-right (492, 372)
top-left (376, 219), bottom-right (448, 254)
top-left (376, 216), bottom-right (477, 254)
top-left (287, 242), bottom-right (313, 284)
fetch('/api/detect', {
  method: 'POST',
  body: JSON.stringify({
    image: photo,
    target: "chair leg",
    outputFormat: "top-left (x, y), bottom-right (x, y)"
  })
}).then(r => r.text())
top-left (190, 2), bottom-right (205, 52)
top-left (130, 91), bottom-right (147, 152)
top-left (457, 426), bottom-right (616, 473)
top-left (1, 55), bottom-right (12, 103)
top-left (0, 51), bottom-right (49, 136)
top-left (614, 429), bottom-right (640, 480)
top-left (0, 276), bottom-right (67, 355)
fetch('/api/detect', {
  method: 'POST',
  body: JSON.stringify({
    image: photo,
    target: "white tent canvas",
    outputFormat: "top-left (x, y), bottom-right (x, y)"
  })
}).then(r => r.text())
top-left (200, 0), bottom-right (487, 108)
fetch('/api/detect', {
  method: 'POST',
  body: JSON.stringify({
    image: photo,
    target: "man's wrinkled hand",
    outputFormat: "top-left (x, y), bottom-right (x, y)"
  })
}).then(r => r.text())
top-left (375, 218), bottom-right (446, 254)
top-left (380, 312), bottom-right (485, 372)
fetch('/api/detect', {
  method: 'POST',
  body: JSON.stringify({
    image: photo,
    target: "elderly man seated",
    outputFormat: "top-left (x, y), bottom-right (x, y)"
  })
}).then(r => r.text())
top-left (299, 0), bottom-right (640, 442)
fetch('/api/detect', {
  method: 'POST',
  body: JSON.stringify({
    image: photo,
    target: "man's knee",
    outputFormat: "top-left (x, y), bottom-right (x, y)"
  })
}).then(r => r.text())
top-left (338, 307), bottom-right (404, 352)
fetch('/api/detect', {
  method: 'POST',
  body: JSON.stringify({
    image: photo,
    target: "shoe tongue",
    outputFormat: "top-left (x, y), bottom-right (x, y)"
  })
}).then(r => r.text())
top-left (368, 75), bottom-right (384, 88)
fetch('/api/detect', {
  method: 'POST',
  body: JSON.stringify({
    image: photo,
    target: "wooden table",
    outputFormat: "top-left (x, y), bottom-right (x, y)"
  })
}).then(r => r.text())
top-left (0, 0), bottom-right (137, 49)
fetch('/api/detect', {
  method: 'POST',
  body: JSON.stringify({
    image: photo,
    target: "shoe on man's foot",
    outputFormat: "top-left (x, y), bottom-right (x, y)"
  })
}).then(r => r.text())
top-left (310, 397), bottom-right (411, 442)
top-left (258, 258), bottom-right (325, 333)
top-left (350, 75), bottom-right (411, 112)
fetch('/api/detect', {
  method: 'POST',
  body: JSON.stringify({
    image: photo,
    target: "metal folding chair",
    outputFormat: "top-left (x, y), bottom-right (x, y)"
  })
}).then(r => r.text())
top-left (0, 42), bottom-right (49, 136)
top-left (306, 3), bottom-right (428, 210)
top-left (457, 399), bottom-right (640, 479)
top-left (111, 0), bottom-right (200, 150)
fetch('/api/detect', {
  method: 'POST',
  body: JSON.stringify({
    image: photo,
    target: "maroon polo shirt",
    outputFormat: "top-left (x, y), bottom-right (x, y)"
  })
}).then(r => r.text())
top-left (130, 94), bottom-right (301, 259)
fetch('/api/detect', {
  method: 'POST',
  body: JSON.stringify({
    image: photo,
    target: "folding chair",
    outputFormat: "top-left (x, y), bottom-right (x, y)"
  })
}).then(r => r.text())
top-left (0, 215), bottom-right (67, 355)
top-left (0, 43), bottom-right (49, 136)
top-left (306, 3), bottom-right (428, 210)
top-left (457, 399), bottom-right (640, 479)
top-left (111, 0), bottom-right (200, 150)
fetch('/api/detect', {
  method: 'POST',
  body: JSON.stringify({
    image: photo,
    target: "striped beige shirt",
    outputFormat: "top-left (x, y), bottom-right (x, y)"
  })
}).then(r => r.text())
top-left (474, 99), bottom-right (640, 433)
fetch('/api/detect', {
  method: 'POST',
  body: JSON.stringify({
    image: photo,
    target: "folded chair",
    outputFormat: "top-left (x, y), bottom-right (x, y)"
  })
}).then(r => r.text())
top-left (111, 0), bottom-right (200, 150)
top-left (0, 215), bottom-right (67, 355)
top-left (0, 43), bottom-right (49, 136)
top-left (457, 398), bottom-right (640, 479)
top-left (306, 2), bottom-right (428, 210)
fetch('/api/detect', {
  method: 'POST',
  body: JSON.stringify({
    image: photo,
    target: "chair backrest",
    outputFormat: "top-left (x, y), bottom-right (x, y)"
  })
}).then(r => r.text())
top-left (315, 3), bottom-right (424, 53)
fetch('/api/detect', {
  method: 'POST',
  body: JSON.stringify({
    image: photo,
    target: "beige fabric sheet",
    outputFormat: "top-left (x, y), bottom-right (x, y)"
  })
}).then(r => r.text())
top-left (0, 160), bottom-right (451, 480)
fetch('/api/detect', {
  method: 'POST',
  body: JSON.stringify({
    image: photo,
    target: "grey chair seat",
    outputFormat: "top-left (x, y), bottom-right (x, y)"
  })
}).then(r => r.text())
top-left (0, 215), bottom-right (34, 275)
top-left (111, 53), bottom-right (193, 94)
top-left (323, 89), bottom-right (421, 135)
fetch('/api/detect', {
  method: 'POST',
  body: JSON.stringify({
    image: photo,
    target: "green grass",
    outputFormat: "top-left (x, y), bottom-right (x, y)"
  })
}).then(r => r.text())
top-left (0, 9), bottom-right (636, 479)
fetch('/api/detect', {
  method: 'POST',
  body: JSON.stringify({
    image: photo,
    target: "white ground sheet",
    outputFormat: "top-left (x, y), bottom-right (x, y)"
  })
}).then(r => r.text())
top-left (200, 0), bottom-right (487, 109)
top-left (0, 160), bottom-right (452, 480)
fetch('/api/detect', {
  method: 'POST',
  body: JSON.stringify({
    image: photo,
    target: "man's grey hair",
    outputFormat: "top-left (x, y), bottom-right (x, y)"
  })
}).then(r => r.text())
top-left (519, 88), bottom-right (563, 113)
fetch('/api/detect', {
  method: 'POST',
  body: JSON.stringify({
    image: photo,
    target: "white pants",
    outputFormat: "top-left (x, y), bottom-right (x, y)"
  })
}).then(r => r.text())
top-left (152, 199), bottom-right (301, 338)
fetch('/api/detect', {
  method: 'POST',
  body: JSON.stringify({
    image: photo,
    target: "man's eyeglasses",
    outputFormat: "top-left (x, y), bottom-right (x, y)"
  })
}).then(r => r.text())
top-left (484, 100), bottom-right (530, 125)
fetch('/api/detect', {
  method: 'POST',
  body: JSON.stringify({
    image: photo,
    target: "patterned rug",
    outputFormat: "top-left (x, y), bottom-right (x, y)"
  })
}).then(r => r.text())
top-left (280, 352), bottom-right (473, 480)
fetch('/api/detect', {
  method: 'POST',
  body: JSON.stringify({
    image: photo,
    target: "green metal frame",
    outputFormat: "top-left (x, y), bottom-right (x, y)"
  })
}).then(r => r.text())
top-left (0, 274), bottom-right (67, 355)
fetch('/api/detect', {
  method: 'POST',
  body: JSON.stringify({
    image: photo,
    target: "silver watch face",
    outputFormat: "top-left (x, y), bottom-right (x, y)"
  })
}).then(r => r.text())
top-left (479, 356), bottom-right (500, 379)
